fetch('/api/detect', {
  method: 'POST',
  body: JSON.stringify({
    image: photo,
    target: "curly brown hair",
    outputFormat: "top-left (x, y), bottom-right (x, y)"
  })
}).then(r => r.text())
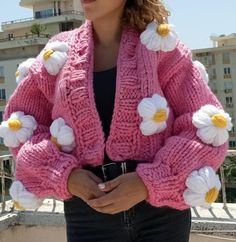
top-left (123, 0), bottom-right (170, 32)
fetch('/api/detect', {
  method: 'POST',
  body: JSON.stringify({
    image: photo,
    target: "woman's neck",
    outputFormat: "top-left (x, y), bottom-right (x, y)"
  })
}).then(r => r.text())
top-left (92, 13), bottom-right (123, 47)
top-left (92, 14), bottom-right (123, 71)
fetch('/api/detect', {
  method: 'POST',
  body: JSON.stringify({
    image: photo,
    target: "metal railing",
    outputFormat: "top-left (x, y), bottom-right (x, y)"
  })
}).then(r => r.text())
top-left (0, 34), bottom-right (50, 43)
top-left (1, 11), bottom-right (84, 26)
top-left (0, 153), bottom-right (236, 214)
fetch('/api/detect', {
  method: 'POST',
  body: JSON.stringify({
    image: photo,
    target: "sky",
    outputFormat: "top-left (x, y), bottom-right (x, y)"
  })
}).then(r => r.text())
top-left (0, 0), bottom-right (235, 50)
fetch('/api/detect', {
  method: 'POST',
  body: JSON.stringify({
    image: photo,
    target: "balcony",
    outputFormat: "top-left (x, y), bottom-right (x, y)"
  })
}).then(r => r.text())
top-left (1, 153), bottom-right (236, 242)
top-left (226, 103), bottom-right (234, 109)
top-left (20, 0), bottom-right (50, 8)
top-left (0, 34), bottom-right (50, 50)
top-left (224, 74), bottom-right (232, 79)
top-left (1, 11), bottom-right (84, 32)
top-left (224, 89), bottom-right (233, 94)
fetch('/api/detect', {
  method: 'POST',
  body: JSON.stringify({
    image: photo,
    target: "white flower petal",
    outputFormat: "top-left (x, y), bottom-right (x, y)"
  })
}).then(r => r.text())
top-left (196, 126), bottom-right (218, 144)
top-left (9, 181), bottom-right (43, 209)
top-left (15, 128), bottom-right (32, 143)
top-left (0, 124), bottom-right (10, 137)
top-left (183, 189), bottom-right (207, 207)
top-left (160, 32), bottom-right (177, 52)
top-left (57, 126), bottom-right (75, 146)
top-left (212, 129), bottom-right (229, 146)
top-left (48, 41), bottom-right (69, 52)
top-left (186, 174), bottom-right (209, 194)
top-left (137, 98), bottom-right (157, 118)
top-left (152, 94), bottom-right (168, 108)
top-left (192, 112), bottom-right (212, 128)
top-left (10, 111), bottom-right (25, 120)
top-left (20, 115), bottom-right (37, 130)
top-left (140, 119), bottom-right (159, 136)
top-left (16, 58), bottom-right (36, 84)
top-left (198, 167), bottom-right (221, 190)
top-left (1, 112), bottom-right (37, 147)
top-left (50, 118), bottom-right (65, 138)
top-left (193, 105), bottom-right (232, 146)
top-left (42, 41), bottom-right (68, 75)
top-left (4, 132), bottom-right (20, 148)
top-left (140, 21), bottom-right (178, 52)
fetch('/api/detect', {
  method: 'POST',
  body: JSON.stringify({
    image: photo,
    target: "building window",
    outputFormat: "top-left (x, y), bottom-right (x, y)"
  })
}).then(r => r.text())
top-left (226, 96), bottom-right (233, 108)
top-left (231, 126), bottom-right (235, 133)
top-left (35, 9), bottom-right (54, 19)
top-left (0, 67), bottom-right (4, 83)
top-left (0, 111), bottom-right (3, 122)
top-left (0, 66), bottom-right (4, 77)
top-left (224, 67), bottom-right (231, 79)
top-left (209, 68), bottom-right (217, 80)
top-left (229, 141), bottom-right (236, 148)
top-left (60, 22), bottom-right (74, 32)
top-left (0, 137), bottom-right (4, 145)
top-left (211, 54), bottom-right (216, 65)
top-left (195, 52), bottom-right (214, 66)
top-left (223, 52), bottom-right (230, 64)
top-left (211, 82), bottom-right (218, 94)
top-left (0, 89), bottom-right (6, 100)
top-left (224, 81), bottom-right (233, 93)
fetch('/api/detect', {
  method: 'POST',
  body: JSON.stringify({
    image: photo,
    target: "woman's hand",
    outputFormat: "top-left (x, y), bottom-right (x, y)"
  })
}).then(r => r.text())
top-left (87, 172), bottom-right (148, 214)
top-left (67, 168), bottom-right (106, 202)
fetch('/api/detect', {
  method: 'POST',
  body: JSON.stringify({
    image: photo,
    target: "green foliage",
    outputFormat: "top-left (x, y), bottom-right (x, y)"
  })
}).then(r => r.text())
top-left (30, 23), bottom-right (47, 37)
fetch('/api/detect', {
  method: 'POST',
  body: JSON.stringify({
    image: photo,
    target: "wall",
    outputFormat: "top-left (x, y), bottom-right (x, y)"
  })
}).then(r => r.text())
top-left (0, 226), bottom-right (235, 242)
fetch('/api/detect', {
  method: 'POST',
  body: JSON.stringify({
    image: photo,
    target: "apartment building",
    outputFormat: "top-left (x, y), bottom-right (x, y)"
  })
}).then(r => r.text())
top-left (0, 0), bottom-right (85, 154)
top-left (193, 33), bottom-right (236, 149)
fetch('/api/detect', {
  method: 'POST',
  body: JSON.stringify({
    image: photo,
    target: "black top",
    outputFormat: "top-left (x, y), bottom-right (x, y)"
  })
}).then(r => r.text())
top-left (93, 66), bottom-right (117, 163)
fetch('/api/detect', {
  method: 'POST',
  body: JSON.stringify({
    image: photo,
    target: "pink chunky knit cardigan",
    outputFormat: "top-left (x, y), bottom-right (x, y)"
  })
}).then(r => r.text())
top-left (4, 21), bottom-right (227, 210)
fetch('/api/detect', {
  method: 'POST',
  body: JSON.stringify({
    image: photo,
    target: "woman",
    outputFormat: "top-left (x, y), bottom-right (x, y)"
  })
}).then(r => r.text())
top-left (1, 0), bottom-right (231, 241)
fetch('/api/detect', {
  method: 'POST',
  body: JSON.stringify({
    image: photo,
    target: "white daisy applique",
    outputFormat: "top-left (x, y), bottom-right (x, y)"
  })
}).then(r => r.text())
top-left (0, 111), bottom-right (37, 148)
top-left (50, 118), bottom-right (75, 152)
top-left (9, 180), bottom-right (43, 210)
top-left (194, 60), bottom-right (209, 84)
top-left (41, 41), bottom-right (69, 75)
top-left (140, 21), bottom-right (178, 52)
top-left (183, 166), bottom-right (221, 208)
top-left (137, 94), bottom-right (169, 136)
top-left (192, 105), bottom-right (232, 146)
top-left (15, 58), bottom-right (36, 84)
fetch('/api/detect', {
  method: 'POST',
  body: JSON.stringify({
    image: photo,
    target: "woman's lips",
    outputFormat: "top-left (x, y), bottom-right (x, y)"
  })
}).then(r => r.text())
top-left (81, 0), bottom-right (96, 4)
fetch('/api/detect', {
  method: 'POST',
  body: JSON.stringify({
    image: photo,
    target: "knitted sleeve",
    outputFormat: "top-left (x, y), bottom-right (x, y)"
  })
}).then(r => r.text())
top-left (136, 41), bottom-right (229, 210)
top-left (2, 38), bottom-right (80, 205)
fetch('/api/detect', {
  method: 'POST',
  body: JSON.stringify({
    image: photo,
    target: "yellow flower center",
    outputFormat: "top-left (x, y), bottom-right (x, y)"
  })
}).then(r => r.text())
top-left (152, 109), bottom-right (167, 123)
top-left (50, 136), bottom-right (61, 149)
top-left (13, 200), bottom-right (25, 210)
top-left (211, 114), bottom-right (227, 128)
top-left (43, 49), bottom-right (54, 61)
top-left (15, 70), bottom-right (20, 77)
top-left (205, 187), bottom-right (219, 204)
top-left (8, 119), bottom-right (22, 130)
top-left (157, 24), bottom-right (170, 37)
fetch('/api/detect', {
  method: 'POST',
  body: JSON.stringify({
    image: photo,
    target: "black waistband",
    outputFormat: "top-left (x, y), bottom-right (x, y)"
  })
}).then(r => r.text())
top-left (84, 160), bottom-right (138, 182)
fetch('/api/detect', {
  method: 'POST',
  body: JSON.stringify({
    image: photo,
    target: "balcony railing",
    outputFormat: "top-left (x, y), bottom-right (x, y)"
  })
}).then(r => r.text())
top-left (1, 153), bottom-right (236, 240)
top-left (1, 11), bottom-right (84, 26)
top-left (226, 103), bottom-right (234, 108)
top-left (0, 33), bottom-right (50, 43)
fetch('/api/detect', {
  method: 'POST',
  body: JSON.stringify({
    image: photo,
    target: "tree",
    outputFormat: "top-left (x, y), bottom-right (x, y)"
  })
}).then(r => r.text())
top-left (30, 23), bottom-right (47, 37)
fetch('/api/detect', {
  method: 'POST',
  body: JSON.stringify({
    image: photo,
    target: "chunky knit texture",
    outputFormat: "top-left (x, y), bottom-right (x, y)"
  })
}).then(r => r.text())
top-left (4, 21), bottom-right (227, 209)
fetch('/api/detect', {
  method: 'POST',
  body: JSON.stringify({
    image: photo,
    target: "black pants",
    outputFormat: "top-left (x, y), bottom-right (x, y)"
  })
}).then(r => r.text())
top-left (64, 196), bottom-right (191, 242)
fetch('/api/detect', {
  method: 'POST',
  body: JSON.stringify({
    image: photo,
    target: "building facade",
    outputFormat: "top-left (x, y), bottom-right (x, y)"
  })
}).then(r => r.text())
top-left (0, 0), bottom-right (85, 154)
top-left (193, 34), bottom-right (236, 149)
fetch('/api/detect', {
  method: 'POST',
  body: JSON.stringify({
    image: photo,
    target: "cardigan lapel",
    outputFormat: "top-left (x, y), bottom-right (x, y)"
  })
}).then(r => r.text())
top-left (59, 20), bottom-right (164, 166)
